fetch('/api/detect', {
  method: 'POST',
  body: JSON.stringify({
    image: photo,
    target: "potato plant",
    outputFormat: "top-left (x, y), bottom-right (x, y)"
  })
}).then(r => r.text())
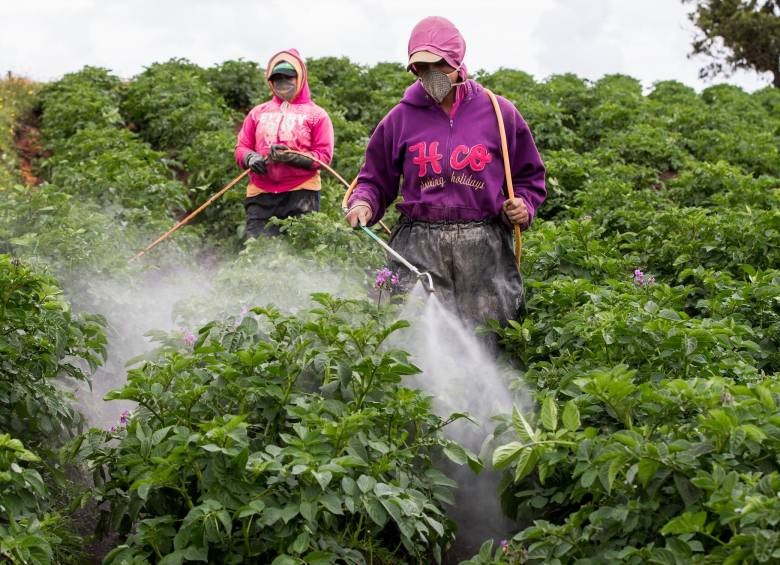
top-left (73, 295), bottom-right (478, 564)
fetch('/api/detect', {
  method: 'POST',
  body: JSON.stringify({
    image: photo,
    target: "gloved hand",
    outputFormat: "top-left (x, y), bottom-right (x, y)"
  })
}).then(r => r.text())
top-left (243, 151), bottom-right (267, 174)
top-left (345, 200), bottom-right (372, 228)
top-left (269, 144), bottom-right (314, 169)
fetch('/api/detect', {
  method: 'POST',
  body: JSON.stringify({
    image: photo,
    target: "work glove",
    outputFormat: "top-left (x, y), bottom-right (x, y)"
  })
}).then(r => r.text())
top-left (243, 151), bottom-right (267, 174)
top-left (269, 144), bottom-right (315, 170)
top-left (345, 200), bottom-right (372, 228)
top-left (502, 197), bottom-right (529, 227)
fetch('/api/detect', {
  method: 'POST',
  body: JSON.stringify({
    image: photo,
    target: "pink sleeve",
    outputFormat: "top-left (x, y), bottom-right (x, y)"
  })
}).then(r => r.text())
top-left (235, 110), bottom-right (257, 168)
top-left (307, 110), bottom-right (335, 167)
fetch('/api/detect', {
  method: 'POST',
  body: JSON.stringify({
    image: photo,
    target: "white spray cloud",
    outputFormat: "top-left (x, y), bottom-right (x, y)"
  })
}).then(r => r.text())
top-left (391, 286), bottom-right (531, 558)
top-left (65, 241), bottom-right (366, 429)
top-left (63, 240), bottom-right (529, 556)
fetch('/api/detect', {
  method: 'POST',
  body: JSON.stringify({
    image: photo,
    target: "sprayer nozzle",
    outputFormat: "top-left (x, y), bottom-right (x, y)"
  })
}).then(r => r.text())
top-left (419, 272), bottom-right (435, 294)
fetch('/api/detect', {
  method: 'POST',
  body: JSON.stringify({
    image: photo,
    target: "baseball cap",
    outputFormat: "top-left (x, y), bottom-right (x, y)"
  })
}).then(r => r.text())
top-left (269, 61), bottom-right (297, 78)
top-left (407, 50), bottom-right (444, 68)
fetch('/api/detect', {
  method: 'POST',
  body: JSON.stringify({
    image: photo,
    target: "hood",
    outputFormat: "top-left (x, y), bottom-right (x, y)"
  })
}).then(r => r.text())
top-left (266, 48), bottom-right (311, 104)
top-left (407, 16), bottom-right (468, 82)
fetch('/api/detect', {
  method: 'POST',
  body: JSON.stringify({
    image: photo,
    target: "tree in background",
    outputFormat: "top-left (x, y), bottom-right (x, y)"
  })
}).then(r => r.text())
top-left (685, 0), bottom-right (780, 87)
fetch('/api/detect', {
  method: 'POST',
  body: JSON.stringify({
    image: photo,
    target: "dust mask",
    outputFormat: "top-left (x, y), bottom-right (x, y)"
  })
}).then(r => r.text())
top-left (420, 68), bottom-right (460, 104)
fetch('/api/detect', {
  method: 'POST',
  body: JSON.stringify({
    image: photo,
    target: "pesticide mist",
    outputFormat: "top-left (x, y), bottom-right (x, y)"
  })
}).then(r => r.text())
top-left (64, 240), bottom-right (366, 430)
top-left (65, 240), bottom-right (526, 559)
top-left (393, 284), bottom-right (530, 559)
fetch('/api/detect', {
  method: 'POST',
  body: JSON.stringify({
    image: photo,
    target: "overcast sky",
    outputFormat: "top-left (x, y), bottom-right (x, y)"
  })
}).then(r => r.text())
top-left (1, 0), bottom-right (773, 92)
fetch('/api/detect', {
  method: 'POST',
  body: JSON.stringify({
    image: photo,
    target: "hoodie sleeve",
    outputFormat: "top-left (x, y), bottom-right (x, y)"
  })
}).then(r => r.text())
top-left (235, 109), bottom-right (258, 168)
top-left (307, 110), bottom-right (335, 167)
top-left (348, 117), bottom-right (401, 226)
top-left (501, 97), bottom-right (546, 226)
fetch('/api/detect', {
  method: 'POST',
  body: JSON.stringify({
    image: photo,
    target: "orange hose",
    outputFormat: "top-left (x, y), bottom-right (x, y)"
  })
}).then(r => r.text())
top-left (286, 149), bottom-right (391, 235)
top-left (485, 89), bottom-right (522, 266)
top-left (131, 149), bottom-right (393, 263)
top-left (129, 169), bottom-right (249, 262)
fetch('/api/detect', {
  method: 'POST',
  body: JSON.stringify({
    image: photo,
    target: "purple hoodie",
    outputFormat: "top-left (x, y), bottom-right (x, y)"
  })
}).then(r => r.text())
top-left (348, 78), bottom-right (546, 225)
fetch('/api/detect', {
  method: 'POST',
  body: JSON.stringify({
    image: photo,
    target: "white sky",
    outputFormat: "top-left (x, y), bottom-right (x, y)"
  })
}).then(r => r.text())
top-left (0, 0), bottom-right (773, 92)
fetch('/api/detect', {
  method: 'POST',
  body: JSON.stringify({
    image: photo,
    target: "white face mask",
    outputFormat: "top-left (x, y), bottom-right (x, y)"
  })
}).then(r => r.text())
top-left (419, 67), bottom-right (460, 104)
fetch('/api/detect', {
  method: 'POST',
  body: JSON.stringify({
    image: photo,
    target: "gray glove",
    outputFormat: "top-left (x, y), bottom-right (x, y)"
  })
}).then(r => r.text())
top-left (269, 144), bottom-right (314, 170)
top-left (243, 151), bottom-right (267, 174)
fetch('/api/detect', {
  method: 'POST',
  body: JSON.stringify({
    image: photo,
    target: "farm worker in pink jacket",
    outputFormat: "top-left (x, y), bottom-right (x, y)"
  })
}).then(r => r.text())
top-left (235, 49), bottom-right (335, 237)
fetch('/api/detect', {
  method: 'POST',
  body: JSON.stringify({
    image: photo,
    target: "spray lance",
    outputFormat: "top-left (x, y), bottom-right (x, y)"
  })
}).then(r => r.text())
top-left (356, 223), bottom-right (435, 294)
top-left (128, 149), bottom-right (436, 293)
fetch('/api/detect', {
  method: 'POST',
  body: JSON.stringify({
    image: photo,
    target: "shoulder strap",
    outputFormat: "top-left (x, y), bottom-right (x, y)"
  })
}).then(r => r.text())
top-left (484, 88), bottom-right (522, 266)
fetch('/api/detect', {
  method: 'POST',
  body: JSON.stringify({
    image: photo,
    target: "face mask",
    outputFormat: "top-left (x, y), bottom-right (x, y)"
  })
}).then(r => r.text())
top-left (420, 68), bottom-right (459, 104)
top-left (271, 76), bottom-right (297, 102)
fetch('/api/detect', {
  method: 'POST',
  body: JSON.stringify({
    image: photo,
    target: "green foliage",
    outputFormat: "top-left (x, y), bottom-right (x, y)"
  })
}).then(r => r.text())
top-left (666, 161), bottom-right (779, 208)
top-left (477, 69), bottom-right (539, 101)
top-left (121, 58), bottom-right (233, 152)
top-left (45, 125), bottom-right (190, 215)
top-left (308, 57), bottom-right (410, 129)
top-left (0, 182), bottom-right (200, 276)
top-left (73, 295), bottom-right (476, 563)
top-left (0, 255), bottom-right (106, 444)
top-left (206, 58), bottom-right (265, 112)
top-left (0, 434), bottom-right (84, 565)
top-left (179, 128), bottom-right (246, 242)
top-left (273, 211), bottom-right (384, 269)
top-left (599, 123), bottom-right (686, 172)
top-left (491, 371), bottom-right (780, 563)
top-left (0, 258), bottom-right (102, 564)
top-left (538, 73), bottom-right (595, 129)
top-left (39, 66), bottom-right (124, 147)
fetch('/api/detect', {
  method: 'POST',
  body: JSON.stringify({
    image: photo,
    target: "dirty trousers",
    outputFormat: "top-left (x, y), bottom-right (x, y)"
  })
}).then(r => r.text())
top-left (387, 216), bottom-right (525, 328)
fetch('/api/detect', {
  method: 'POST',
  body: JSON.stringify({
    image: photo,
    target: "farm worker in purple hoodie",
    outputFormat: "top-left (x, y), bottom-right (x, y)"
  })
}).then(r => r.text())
top-left (236, 49), bottom-right (334, 237)
top-left (345, 17), bottom-right (546, 327)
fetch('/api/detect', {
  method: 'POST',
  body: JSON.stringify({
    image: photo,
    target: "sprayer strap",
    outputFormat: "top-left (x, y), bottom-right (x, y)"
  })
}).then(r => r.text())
top-left (484, 88), bottom-right (522, 266)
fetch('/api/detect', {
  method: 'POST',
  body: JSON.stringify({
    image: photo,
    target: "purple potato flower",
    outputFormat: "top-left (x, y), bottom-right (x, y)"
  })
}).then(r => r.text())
top-left (119, 410), bottom-right (131, 426)
top-left (375, 267), bottom-right (393, 288)
top-left (633, 268), bottom-right (655, 287)
top-left (182, 328), bottom-right (197, 346)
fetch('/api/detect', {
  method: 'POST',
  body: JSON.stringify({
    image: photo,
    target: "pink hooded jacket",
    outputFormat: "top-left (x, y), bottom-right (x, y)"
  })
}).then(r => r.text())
top-left (235, 49), bottom-right (334, 194)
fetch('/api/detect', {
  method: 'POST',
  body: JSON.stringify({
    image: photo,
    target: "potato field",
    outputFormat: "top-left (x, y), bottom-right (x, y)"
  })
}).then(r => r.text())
top-left (0, 58), bottom-right (778, 564)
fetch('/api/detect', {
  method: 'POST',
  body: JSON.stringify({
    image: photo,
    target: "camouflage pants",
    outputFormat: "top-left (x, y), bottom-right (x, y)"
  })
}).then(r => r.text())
top-left (244, 190), bottom-right (320, 238)
top-left (387, 216), bottom-right (525, 328)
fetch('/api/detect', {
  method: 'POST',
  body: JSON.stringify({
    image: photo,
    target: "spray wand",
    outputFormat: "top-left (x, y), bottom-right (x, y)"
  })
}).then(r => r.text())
top-left (357, 224), bottom-right (435, 293)
top-left (286, 149), bottom-right (434, 293)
